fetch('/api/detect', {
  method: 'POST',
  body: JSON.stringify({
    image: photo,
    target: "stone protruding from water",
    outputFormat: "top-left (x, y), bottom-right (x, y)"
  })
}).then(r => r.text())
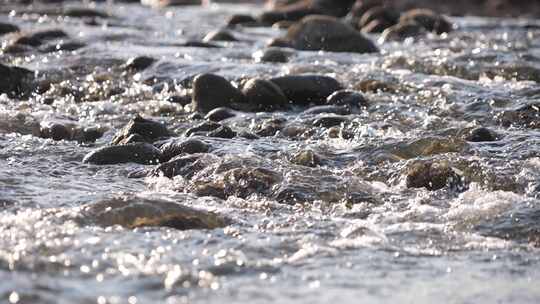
top-left (282, 15), bottom-right (379, 53)
top-left (405, 161), bottom-right (463, 191)
top-left (270, 74), bottom-right (343, 105)
top-left (83, 143), bottom-right (162, 165)
top-left (242, 78), bottom-right (288, 111)
top-left (0, 63), bottom-right (34, 98)
top-left (112, 115), bottom-right (171, 145)
top-left (78, 195), bottom-right (228, 230)
top-left (191, 73), bottom-right (245, 113)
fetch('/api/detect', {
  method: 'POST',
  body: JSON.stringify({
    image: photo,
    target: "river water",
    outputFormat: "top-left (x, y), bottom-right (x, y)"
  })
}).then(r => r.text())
top-left (1, 2), bottom-right (540, 303)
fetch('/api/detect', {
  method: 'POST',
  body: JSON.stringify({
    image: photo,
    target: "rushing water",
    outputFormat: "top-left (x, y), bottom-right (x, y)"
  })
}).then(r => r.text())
top-left (1, 2), bottom-right (540, 303)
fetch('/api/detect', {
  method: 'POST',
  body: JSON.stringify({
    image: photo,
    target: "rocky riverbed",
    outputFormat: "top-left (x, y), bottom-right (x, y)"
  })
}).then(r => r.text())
top-left (1, 1), bottom-right (540, 303)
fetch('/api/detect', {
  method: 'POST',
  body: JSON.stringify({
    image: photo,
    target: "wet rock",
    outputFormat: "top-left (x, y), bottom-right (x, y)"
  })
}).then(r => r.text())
top-left (269, 75), bottom-right (342, 105)
top-left (142, 0), bottom-right (201, 7)
top-left (282, 15), bottom-right (379, 53)
top-left (266, 38), bottom-right (293, 48)
top-left (205, 107), bottom-right (236, 122)
top-left (79, 195), bottom-right (227, 230)
top-left (499, 103), bottom-right (540, 129)
top-left (227, 14), bottom-right (258, 27)
top-left (124, 56), bottom-right (156, 71)
top-left (202, 29), bottom-right (238, 42)
top-left (272, 20), bottom-right (295, 29)
top-left (185, 121), bottom-right (221, 137)
top-left (255, 119), bottom-right (285, 137)
top-left (13, 29), bottom-right (68, 47)
top-left (39, 122), bottom-right (71, 141)
top-left (0, 22), bottom-right (19, 36)
top-left (405, 161), bottom-right (463, 191)
top-left (181, 40), bottom-right (221, 48)
top-left (167, 93), bottom-right (192, 106)
top-left (290, 150), bottom-right (321, 167)
top-left (327, 126), bottom-right (354, 139)
top-left (73, 127), bottom-right (105, 143)
top-left (281, 124), bottom-right (311, 138)
top-left (349, 0), bottom-right (385, 20)
top-left (41, 41), bottom-right (86, 52)
top-left (358, 6), bottom-right (399, 29)
top-left (0, 112), bottom-right (40, 136)
top-left (399, 9), bottom-right (453, 34)
top-left (302, 105), bottom-right (350, 115)
top-left (273, 186), bottom-right (314, 205)
top-left (83, 143), bottom-right (162, 165)
top-left (63, 8), bottom-right (109, 18)
top-left (189, 112), bottom-right (204, 120)
top-left (207, 126), bottom-right (237, 139)
top-left (313, 115), bottom-right (348, 128)
top-left (111, 115), bottom-right (170, 145)
top-left (191, 74), bottom-right (245, 113)
top-left (0, 63), bottom-right (34, 98)
top-left (381, 21), bottom-right (427, 41)
top-left (326, 90), bottom-right (368, 108)
top-left (242, 78), bottom-right (288, 111)
top-left (253, 47), bottom-right (291, 63)
top-left (153, 154), bottom-right (210, 179)
top-left (223, 167), bottom-right (282, 198)
top-left (258, 0), bottom-right (356, 25)
top-left (192, 182), bottom-right (226, 199)
top-left (465, 127), bottom-right (498, 142)
top-left (116, 133), bottom-right (146, 145)
top-left (159, 138), bottom-right (209, 162)
top-left (361, 19), bottom-right (395, 33)
top-left (238, 131), bottom-right (260, 140)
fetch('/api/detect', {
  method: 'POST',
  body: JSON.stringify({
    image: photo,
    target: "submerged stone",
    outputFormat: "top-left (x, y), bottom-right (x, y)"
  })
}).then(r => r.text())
top-left (222, 167), bottom-right (282, 198)
top-left (79, 195), bottom-right (227, 230)
top-left (405, 161), bottom-right (463, 191)
top-left (290, 150), bottom-right (321, 167)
